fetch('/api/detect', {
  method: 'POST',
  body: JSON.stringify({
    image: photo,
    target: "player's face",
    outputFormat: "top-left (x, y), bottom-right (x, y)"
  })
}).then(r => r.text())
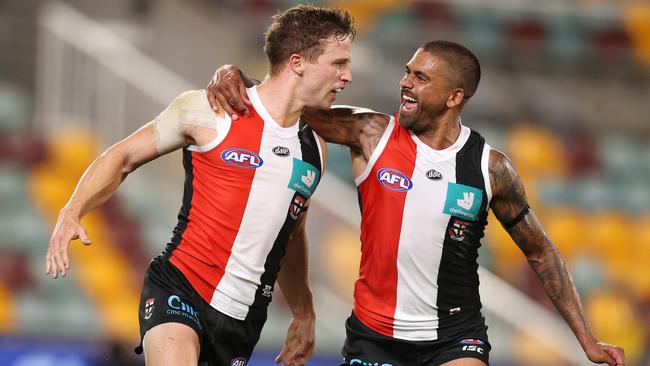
top-left (398, 49), bottom-right (456, 133)
top-left (301, 35), bottom-right (352, 109)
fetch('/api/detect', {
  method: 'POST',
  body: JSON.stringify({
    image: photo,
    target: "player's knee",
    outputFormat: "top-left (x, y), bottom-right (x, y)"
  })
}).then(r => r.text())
top-left (144, 323), bottom-right (200, 366)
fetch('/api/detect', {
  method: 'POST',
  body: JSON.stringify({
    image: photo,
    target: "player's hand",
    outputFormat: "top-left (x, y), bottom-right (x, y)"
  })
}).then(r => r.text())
top-left (585, 340), bottom-right (625, 366)
top-left (206, 65), bottom-right (251, 120)
top-left (45, 211), bottom-right (92, 279)
top-left (275, 315), bottom-right (315, 366)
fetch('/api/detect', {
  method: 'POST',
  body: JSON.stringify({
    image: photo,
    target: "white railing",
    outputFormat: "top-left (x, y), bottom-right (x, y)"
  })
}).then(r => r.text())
top-left (35, 2), bottom-right (592, 364)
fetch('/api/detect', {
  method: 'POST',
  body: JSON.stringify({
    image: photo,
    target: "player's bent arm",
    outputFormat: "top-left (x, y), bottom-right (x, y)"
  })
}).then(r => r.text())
top-left (60, 85), bottom-right (206, 220)
top-left (301, 106), bottom-right (390, 151)
top-left (488, 149), bottom-right (625, 365)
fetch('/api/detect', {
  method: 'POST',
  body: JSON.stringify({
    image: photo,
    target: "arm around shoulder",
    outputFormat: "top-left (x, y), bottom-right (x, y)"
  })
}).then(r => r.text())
top-left (301, 105), bottom-right (391, 149)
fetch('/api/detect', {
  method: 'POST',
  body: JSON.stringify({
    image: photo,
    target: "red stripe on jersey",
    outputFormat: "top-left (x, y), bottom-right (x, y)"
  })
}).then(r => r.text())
top-left (170, 111), bottom-right (264, 303)
top-left (354, 117), bottom-right (417, 337)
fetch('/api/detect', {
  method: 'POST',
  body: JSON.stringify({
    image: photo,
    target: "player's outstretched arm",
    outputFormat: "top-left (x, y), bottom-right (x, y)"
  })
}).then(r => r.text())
top-left (45, 88), bottom-right (214, 280)
top-left (488, 149), bottom-right (626, 366)
top-left (275, 206), bottom-right (316, 366)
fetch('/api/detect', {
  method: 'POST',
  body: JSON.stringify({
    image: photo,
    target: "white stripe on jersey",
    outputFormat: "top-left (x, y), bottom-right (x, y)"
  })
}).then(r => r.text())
top-left (393, 125), bottom-right (471, 341)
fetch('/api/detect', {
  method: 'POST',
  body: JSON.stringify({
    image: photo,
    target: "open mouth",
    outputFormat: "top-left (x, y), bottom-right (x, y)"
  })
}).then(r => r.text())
top-left (400, 93), bottom-right (418, 113)
top-left (331, 87), bottom-right (343, 97)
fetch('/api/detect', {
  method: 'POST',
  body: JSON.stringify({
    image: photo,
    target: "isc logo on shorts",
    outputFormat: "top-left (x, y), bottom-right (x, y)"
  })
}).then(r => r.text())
top-left (221, 148), bottom-right (263, 169)
top-left (377, 168), bottom-right (413, 191)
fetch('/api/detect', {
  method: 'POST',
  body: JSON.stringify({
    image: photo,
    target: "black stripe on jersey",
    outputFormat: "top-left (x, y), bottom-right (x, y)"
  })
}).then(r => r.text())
top-left (298, 120), bottom-right (322, 173)
top-left (249, 123), bottom-right (323, 313)
top-left (164, 149), bottom-right (195, 258)
top-left (436, 130), bottom-right (489, 339)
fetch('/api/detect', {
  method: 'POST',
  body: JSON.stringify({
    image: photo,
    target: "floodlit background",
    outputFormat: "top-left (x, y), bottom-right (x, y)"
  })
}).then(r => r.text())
top-left (0, 0), bottom-right (649, 365)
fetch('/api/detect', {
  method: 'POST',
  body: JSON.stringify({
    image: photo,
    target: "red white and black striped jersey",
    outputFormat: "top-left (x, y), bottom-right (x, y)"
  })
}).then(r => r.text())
top-left (354, 115), bottom-right (492, 341)
top-left (159, 87), bottom-right (324, 320)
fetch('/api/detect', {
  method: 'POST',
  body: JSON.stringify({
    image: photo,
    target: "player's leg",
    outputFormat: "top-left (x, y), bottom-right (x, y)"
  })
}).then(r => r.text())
top-left (144, 322), bottom-right (200, 366)
top-left (136, 257), bottom-right (205, 365)
top-left (441, 358), bottom-right (487, 366)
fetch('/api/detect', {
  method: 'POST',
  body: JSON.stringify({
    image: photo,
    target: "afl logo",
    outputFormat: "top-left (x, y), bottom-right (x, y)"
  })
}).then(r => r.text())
top-left (231, 357), bottom-right (247, 366)
top-left (221, 148), bottom-right (263, 168)
top-left (377, 168), bottom-right (413, 191)
top-left (426, 169), bottom-right (443, 180)
top-left (272, 146), bottom-right (290, 157)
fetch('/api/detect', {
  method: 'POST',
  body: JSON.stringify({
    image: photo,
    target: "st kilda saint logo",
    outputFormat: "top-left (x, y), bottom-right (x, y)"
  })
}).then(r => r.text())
top-left (289, 195), bottom-right (307, 219)
top-left (144, 298), bottom-right (155, 320)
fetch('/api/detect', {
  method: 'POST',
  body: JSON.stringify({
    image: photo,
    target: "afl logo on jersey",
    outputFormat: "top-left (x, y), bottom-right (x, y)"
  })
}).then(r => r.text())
top-left (377, 168), bottom-right (413, 191)
top-left (221, 148), bottom-right (263, 168)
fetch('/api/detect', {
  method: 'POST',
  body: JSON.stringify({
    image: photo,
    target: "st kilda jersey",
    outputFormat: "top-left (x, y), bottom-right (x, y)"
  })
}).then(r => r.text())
top-left (158, 87), bottom-right (323, 320)
top-left (354, 116), bottom-right (492, 341)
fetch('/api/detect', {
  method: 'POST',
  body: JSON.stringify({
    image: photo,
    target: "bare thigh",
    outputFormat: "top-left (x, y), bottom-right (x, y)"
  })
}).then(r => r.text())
top-left (441, 358), bottom-right (487, 366)
top-left (144, 322), bottom-right (200, 366)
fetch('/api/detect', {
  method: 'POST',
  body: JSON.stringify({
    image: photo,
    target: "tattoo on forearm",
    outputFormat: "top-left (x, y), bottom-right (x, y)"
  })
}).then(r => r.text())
top-left (490, 149), bottom-right (590, 339)
top-left (302, 109), bottom-right (388, 151)
top-left (528, 240), bottom-right (589, 338)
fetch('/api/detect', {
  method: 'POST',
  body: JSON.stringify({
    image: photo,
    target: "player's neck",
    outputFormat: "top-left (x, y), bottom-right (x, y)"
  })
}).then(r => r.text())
top-left (256, 75), bottom-right (303, 128)
top-left (414, 113), bottom-right (462, 150)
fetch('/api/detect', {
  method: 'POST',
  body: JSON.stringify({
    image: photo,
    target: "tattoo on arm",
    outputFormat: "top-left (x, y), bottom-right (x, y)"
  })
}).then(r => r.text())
top-left (489, 149), bottom-right (594, 346)
top-left (301, 107), bottom-right (390, 154)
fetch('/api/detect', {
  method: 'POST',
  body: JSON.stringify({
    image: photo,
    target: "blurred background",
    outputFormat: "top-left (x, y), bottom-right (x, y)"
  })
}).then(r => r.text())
top-left (0, 0), bottom-right (649, 365)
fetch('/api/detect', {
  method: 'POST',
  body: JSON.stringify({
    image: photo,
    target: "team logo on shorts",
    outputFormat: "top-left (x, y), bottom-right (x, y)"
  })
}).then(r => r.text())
top-left (221, 148), bottom-right (263, 168)
top-left (449, 219), bottom-right (469, 242)
top-left (231, 357), bottom-right (248, 366)
top-left (377, 168), bottom-right (413, 191)
top-left (289, 195), bottom-right (307, 220)
top-left (144, 298), bottom-right (155, 320)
